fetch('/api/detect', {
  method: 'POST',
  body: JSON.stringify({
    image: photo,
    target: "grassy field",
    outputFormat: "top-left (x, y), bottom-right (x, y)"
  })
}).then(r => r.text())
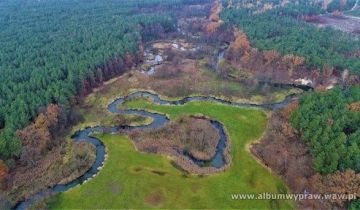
top-left (73, 70), bottom-right (301, 134)
top-left (48, 99), bottom-right (294, 209)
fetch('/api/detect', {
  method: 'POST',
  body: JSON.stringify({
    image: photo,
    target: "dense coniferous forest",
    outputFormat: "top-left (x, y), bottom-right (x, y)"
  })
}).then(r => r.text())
top-left (291, 87), bottom-right (360, 174)
top-left (290, 87), bottom-right (360, 208)
top-left (0, 0), bottom-right (211, 159)
top-left (0, 0), bottom-right (359, 209)
top-left (225, 0), bottom-right (357, 12)
top-left (221, 1), bottom-right (360, 73)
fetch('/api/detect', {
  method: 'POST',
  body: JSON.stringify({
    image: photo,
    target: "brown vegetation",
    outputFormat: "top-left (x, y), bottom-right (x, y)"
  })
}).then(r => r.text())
top-left (111, 114), bottom-right (149, 126)
top-left (303, 15), bottom-right (326, 23)
top-left (206, 1), bottom-right (223, 34)
top-left (85, 50), bottom-right (293, 127)
top-left (228, 30), bottom-right (251, 59)
top-left (0, 104), bottom-right (96, 206)
top-left (129, 116), bottom-right (219, 161)
top-left (16, 104), bottom-right (61, 166)
top-left (3, 141), bottom-right (95, 205)
top-left (226, 30), bottom-right (312, 83)
top-left (145, 190), bottom-right (164, 206)
top-left (0, 159), bottom-right (8, 185)
top-left (309, 170), bottom-right (360, 207)
top-left (348, 102), bottom-right (360, 112)
top-left (251, 102), bottom-right (314, 194)
top-left (127, 116), bottom-right (231, 174)
top-left (223, 29), bottom-right (358, 88)
top-left (206, 22), bottom-right (222, 34)
top-left (251, 102), bottom-right (360, 209)
top-left (16, 104), bottom-right (82, 167)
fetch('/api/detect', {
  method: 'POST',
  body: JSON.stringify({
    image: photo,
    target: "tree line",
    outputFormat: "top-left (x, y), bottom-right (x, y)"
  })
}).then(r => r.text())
top-left (220, 1), bottom-right (360, 74)
top-left (0, 0), bottom-right (206, 160)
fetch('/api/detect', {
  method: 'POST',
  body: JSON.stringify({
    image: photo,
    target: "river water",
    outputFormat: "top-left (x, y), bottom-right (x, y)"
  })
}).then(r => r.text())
top-left (14, 87), bottom-right (312, 209)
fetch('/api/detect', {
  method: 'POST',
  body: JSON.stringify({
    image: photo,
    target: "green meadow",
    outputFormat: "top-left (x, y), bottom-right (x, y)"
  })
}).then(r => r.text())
top-left (48, 99), bottom-right (294, 209)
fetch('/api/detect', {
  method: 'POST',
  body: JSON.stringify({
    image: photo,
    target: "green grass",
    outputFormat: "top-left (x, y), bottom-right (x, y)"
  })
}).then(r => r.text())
top-left (48, 99), bottom-right (294, 209)
top-left (200, 60), bottom-right (302, 104)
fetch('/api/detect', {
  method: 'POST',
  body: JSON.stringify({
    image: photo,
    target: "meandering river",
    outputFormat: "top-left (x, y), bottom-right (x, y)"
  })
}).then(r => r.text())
top-left (14, 88), bottom-right (311, 209)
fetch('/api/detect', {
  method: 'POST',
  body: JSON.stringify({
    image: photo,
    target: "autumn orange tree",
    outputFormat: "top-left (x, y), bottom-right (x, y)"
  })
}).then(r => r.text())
top-left (310, 169), bottom-right (360, 207)
top-left (206, 0), bottom-right (223, 34)
top-left (228, 30), bottom-right (251, 60)
top-left (16, 104), bottom-right (61, 166)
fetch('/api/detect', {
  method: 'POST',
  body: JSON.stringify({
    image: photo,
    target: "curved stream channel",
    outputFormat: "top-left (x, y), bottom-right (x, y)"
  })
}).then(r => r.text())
top-left (15, 89), bottom-right (311, 209)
